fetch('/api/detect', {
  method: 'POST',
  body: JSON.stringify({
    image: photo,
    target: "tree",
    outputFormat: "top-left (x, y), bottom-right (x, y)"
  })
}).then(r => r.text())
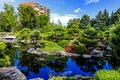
top-left (0, 3), bottom-right (17, 32)
top-left (30, 30), bottom-right (40, 49)
top-left (30, 30), bottom-right (40, 41)
top-left (110, 23), bottom-right (120, 59)
top-left (79, 14), bottom-right (91, 29)
top-left (84, 27), bottom-right (97, 40)
top-left (94, 10), bottom-right (109, 31)
top-left (38, 15), bottom-right (49, 28)
top-left (67, 18), bottom-right (80, 28)
top-left (18, 5), bottom-right (37, 29)
top-left (110, 8), bottom-right (120, 25)
top-left (103, 9), bottom-right (110, 26)
top-left (17, 28), bottom-right (31, 40)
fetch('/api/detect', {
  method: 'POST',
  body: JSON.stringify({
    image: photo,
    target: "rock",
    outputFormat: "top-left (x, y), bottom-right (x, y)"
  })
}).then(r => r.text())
top-left (90, 49), bottom-right (103, 57)
top-left (82, 54), bottom-right (91, 58)
top-left (0, 67), bottom-right (26, 80)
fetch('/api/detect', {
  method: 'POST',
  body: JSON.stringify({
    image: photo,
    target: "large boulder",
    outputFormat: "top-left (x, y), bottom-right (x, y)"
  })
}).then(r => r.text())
top-left (0, 67), bottom-right (26, 80)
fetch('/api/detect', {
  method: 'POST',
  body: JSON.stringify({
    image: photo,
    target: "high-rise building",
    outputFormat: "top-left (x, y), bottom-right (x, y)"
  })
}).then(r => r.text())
top-left (21, 2), bottom-right (50, 16)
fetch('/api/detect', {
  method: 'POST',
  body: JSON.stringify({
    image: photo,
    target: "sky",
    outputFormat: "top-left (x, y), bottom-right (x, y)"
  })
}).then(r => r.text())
top-left (0, 0), bottom-right (120, 25)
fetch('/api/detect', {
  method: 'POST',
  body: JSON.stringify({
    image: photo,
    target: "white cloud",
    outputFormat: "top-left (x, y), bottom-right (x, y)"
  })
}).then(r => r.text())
top-left (74, 8), bottom-right (81, 13)
top-left (50, 13), bottom-right (78, 26)
top-left (85, 0), bottom-right (99, 5)
top-left (1, 0), bottom-right (15, 2)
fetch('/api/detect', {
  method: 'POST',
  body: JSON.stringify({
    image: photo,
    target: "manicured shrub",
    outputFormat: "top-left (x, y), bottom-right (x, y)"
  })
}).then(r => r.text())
top-left (95, 70), bottom-right (120, 80)
top-left (41, 40), bottom-right (63, 52)
top-left (64, 46), bottom-right (76, 53)
top-left (75, 45), bottom-right (87, 54)
top-left (58, 40), bottom-right (69, 48)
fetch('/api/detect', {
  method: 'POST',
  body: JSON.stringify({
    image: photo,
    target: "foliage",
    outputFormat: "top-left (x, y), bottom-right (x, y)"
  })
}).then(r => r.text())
top-left (75, 45), bottom-right (87, 54)
top-left (110, 8), bottom-right (120, 24)
top-left (0, 42), bottom-right (6, 51)
top-left (0, 55), bottom-right (11, 67)
top-left (93, 10), bottom-right (109, 31)
top-left (110, 23), bottom-right (120, 59)
top-left (67, 18), bottom-right (80, 28)
top-left (58, 40), bottom-right (69, 48)
top-left (41, 41), bottom-right (63, 52)
top-left (17, 28), bottom-right (31, 40)
top-left (30, 30), bottom-right (40, 40)
top-left (0, 42), bottom-right (7, 57)
top-left (95, 70), bottom-right (120, 80)
top-left (18, 5), bottom-right (37, 29)
top-left (38, 15), bottom-right (50, 28)
top-left (64, 46), bottom-right (76, 53)
top-left (79, 14), bottom-right (91, 29)
top-left (0, 3), bottom-right (17, 32)
top-left (51, 25), bottom-right (65, 42)
top-left (84, 27), bottom-right (97, 39)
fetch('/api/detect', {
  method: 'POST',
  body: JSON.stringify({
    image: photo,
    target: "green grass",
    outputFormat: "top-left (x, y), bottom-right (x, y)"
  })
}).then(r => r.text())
top-left (40, 40), bottom-right (64, 52)
top-left (95, 70), bottom-right (120, 80)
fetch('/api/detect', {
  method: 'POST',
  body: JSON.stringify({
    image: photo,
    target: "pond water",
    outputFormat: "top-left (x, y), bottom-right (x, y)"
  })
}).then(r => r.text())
top-left (13, 49), bottom-right (113, 80)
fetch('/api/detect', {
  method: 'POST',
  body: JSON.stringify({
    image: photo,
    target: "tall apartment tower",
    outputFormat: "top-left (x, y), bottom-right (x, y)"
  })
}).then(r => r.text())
top-left (21, 2), bottom-right (50, 16)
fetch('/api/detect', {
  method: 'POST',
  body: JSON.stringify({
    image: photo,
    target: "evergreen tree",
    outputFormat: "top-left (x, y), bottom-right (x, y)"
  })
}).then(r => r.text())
top-left (79, 14), bottom-right (90, 29)
top-left (103, 9), bottom-right (109, 26)
top-left (67, 18), bottom-right (80, 28)
top-left (112, 8), bottom-right (120, 24)
top-left (110, 11), bottom-right (115, 25)
top-left (110, 23), bottom-right (120, 59)
top-left (94, 10), bottom-right (109, 31)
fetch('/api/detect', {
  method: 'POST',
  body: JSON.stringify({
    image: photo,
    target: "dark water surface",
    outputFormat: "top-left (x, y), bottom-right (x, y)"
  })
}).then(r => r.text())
top-left (13, 50), bottom-right (113, 80)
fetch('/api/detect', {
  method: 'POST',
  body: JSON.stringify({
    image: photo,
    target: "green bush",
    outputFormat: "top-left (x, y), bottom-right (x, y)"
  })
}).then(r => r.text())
top-left (58, 40), bottom-right (69, 48)
top-left (88, 40), bottom-right (97, 45)
top-left (75, 45), bottom-right (87, 54)
top-left (41, 41), bottom-right (63, 52)
top-left (0, 55), bottom-right (11, 67)
top-left (78, 37), bottom-right (89, 43)
top-left (0, 42), bottom-right (6, 51)
top-left (95, 70), bottom-right (120, 80)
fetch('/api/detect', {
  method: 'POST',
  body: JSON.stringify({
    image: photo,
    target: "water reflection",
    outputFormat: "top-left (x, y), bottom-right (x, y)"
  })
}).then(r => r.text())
top-left (13, 50), bottom-right (114, 80)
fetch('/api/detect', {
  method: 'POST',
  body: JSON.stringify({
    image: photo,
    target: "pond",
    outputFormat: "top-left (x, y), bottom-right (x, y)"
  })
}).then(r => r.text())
top-left (12, 49), bottom-right (113, 80)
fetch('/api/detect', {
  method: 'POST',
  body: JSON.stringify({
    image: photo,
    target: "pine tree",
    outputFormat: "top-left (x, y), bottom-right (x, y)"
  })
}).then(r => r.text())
top-left (79, 14), bottom-right (90, 29)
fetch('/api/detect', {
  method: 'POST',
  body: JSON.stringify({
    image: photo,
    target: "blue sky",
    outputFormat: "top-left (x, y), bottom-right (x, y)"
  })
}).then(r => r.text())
top-left (0, 0), bottom-right (120, 25)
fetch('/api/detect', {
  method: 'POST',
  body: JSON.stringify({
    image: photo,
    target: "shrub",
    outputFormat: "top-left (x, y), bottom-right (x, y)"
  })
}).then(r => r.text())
top-left (0, 42), bottom-right (6, 51)
top-left (64, 46), bottom-right (76, 53)
top-left (75, 45), bottom-right (87, 54)
top-left (95, 70), bottom-right (120, 80)
top-left (58, 40), bottom-right (69, 48)
top-left (0, 55), bottom-right (11, 67)
top-left (78, 37), bottom-right (89, 43)
top-left (41, 41), bottom-right (63, 52)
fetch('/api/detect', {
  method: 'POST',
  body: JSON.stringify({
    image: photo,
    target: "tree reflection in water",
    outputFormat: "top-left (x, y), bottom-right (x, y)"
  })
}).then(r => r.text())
top-left (47, 57), bottom-right (68, 72)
